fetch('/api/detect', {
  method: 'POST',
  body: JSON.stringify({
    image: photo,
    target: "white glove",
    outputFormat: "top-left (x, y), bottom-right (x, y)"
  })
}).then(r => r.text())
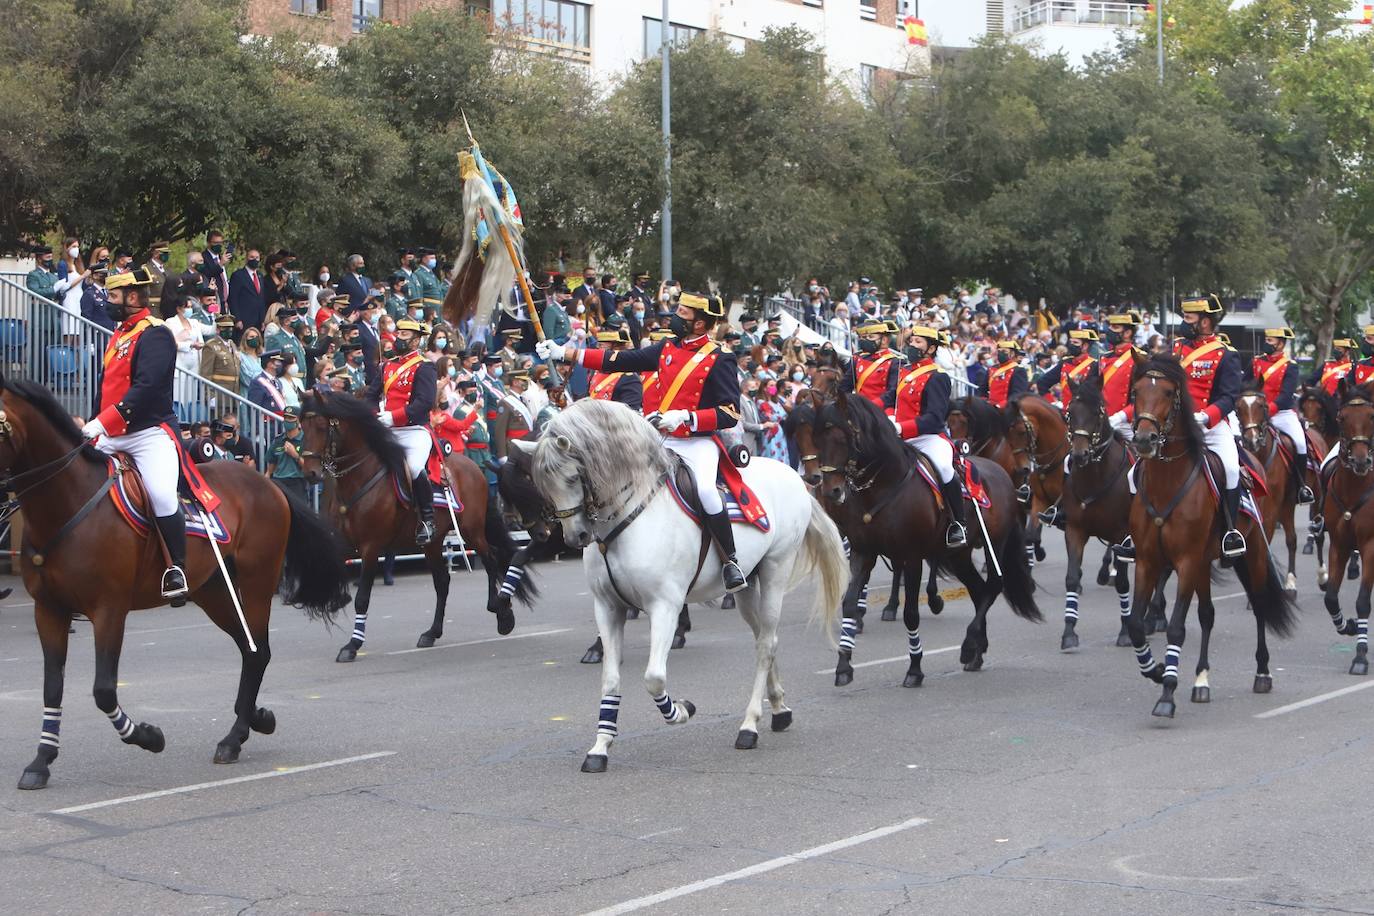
top-left (658, 409), bottom-right (690, 433)
top-left (1193, 411), bottom-right (1210, 428)
top-left (1108, 411), bottom-right (1127, 426)
top-left (378, 411), bottom-right (394, 428)
top-left (80, 418), bottom-right (106, 441)
top-left (890, 415), bottom-right (903, 434)
top-left (535, 339), bottom-right (562, 361)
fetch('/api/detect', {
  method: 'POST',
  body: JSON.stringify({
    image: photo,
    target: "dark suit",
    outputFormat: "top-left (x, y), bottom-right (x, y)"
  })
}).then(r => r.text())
top-left (353, 322), bottom-right (382, 385)
top-left (80, 281), bottom-right (116, 331)
top-left (200, 249), bottom-right (228, 305)
top-left (227, 267), bottom-right (268, 330)
top-left (338, 272), bottom-right (371, 310)
top-left (598, 288), bottom-right (619, 319)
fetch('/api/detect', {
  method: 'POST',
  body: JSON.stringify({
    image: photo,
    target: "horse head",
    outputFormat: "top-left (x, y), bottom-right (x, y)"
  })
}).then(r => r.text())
top-left (813, 393), bottom-right (856, 505)
top-left (298, 391), bottom-right (329, 485)
top-left (1235, 391), bottom-right (1270, 453)
top-left (791, 388), bottom-right (827, 487)
top-left (1065, 378), bottom-right (1111, 469)
top-left (1130, 355), bottom-right (1197, 461)
top-left (1337, 378), bottom-right (1374, 476)
top-left (526, 434), bottom-right (596, 549)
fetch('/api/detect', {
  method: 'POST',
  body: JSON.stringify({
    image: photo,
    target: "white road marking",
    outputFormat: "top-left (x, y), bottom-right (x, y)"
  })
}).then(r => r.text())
top-left (385, 627), bottom-right (572, 656)
top-left (1253, 680), bottom-right (1374, 719)
top-left (582, 815), bottom-right (931, 916)
top-left (49, 751), bottom-right (397, 815)
top-left (815, 645), bottom-right (957, 675)
top-left (636, 827), bottom-right (684, 840)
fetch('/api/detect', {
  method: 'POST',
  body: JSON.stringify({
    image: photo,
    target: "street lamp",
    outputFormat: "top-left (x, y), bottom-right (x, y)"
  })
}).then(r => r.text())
top-left (661, 0), bottom-right (672, 281)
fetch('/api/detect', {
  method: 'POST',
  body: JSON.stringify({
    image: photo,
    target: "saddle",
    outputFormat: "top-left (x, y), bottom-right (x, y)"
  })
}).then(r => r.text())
top-left (110, 455), bottom-right (230, 544)
top-left (666, 448), bottom-right (770, 532)
top-left (913, 453), bottom-right (991, 511)
top-left (392, 472), bottom-right (463, 513)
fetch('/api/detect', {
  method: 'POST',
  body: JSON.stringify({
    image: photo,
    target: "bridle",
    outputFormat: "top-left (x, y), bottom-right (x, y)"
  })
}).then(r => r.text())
top-left (1131, 370), bottom-right (1188, 462)
top-left (818, 414), bottom-right (883, 492)
top-left (301, 414), bottom-right (370, 479)
top-left (1338, 395), bottom-right (1374, 476)
top-left (0, 409), bottom-right (94, 514)
top-left (1067, 402), bottom-right (1116, 468)
top-left (1236, 394), bottom-right (1272, 452)
top-left (1011, 407), bottom-right (1067, 499)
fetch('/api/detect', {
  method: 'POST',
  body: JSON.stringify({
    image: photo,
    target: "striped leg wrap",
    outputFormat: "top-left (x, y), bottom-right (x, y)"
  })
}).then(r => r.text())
top-left (907, 629), bottom-right (923, 658)
top-left (351, 613), bottom-right (367, 644)
top-left (653, 691), bottom-right (680, 724)
top-left (1118, 588), bottom-right (1131, 617)
top-left (597, 694), bottom-right (620, 738)
top-left (1026, 542), bottom-right (1036, 568)
top-left (107, 706), bottom-right (135, 740)
top-left (1163, 644), bottom-right (1181, 681)
top-left (839, 618), bottom-right (858, 654)
top-left (1359, 619), bottom-right (1369, 649)
top-left (1328, 604), bottom-right (1347, 631)
top-left (39, 707), bottom-right (61, 749)
top-left (497, 564), bottom-right (526, 599)
top-left (857, 586), bottom-right (868, 615)
top-left (1135, 644), bottom-right (1156, 674)
top-left (1064, 590), bottom-right (1079, 622)
top-left (841, 537), bottom-right (851, 558)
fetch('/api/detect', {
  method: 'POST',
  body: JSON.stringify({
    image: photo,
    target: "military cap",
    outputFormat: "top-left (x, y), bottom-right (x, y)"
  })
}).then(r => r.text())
top-left (1267, 327), bottom-right (1296, 340)
top-left (289, 288), bottom-right (311, 302)
top-left (855, 321), bottom-right (889, 336)
top-left (500, 327), bottom-right (523, 337)
top-left (633, 271), bottom-right (650, 283)
top-left (417, 246), bottom-right (435, 256)
top-left (723, 330), bottom-right (742, 341)
top-left (483, 352), bottom-right (504, 363)
top-left (260, 348), bottom-right (285, 361)
top-left (1179, 295), bottom-right (1224, 316)
top-left (506, 368), bottom-right (529, 382)
top-left (340, 342), bottom-right (363, 353)
top-left (908, 325), bottom-right (940, 342)
top-left (679, 292), bottom-right (725, 318)
top-left (282, 405), bottom-right (300, 420)
top-left (1334, 338), bottom-right (1359, 350)
top-left (105, 267), bottom-right (156, 290)
top-left (456, 378), bottom-right (478, 390)
top-left (34, 244), bottom-right (52, 255)
top-left (1105, 310), bottom-right (1142, 327)
top-left (996, 339), bottom-right (1023, 351)
top-left (389, 271), bottom-right (409, 285)
top-left (396, 246), bottom-right (414, 256)
top-left (1068, 328), bottom-right (1099, 341)
top-left (422, 297), bottom-right (442, 308)
top-left (884, 319), bottom-right (901, 335)
top-left (649, 329), bottom-right (676, 342)
top-left (603, 312), bottom-right (627, 331)
top-left (215, 313), bottom-right (236, 327)
top-left (395, 317), bottom-right (427, 334)
top-left (595, 328), bottom-right (630, 344)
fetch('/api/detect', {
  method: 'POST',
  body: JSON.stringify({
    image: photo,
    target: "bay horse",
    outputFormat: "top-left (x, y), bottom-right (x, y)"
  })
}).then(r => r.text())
top-left (1234, 390), bottom-right (1301, 598)
top-left (1317, 378), bottom-right (1374, 674)
top-left (1007, 393), bottom-right (1068, 569)
top-left (1300, 385), bottom-right (1351, 585)
top-left (497, 444), bottom-right (691, 665)
top-left (0, 378), bottom-right (352, 789)
top-left (518, 399), bottom-right (848, 771)
top-left (1125, 354), bottom-right (1297, 719)
top-left (948, 395), bottom-right (1041, 565)
top-left (299, 390), bottom-right (534, 662)
top-left (1059, 375), bottom-right (1136, 650)
top-left (812, 391), bottom-right (1041, 687)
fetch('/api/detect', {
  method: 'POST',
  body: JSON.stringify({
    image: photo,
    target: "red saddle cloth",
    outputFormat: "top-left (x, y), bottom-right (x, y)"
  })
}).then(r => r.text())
top-left (919, 454), bottom-right (991, 510)
top-left (1305, 427), bottom-right (1328, 465)
top-left (1237, 448), bottom-right (1269, 499)
top-left (110, 456), bottom-right (230, 544)
top-left (666, 438), bottom-right (770, 531)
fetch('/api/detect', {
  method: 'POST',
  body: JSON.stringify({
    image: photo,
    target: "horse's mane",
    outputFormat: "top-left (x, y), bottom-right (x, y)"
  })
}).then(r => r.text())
top-left (304, 390), bottom-right (409, 481)
top-left (1130, 353), bottom-right (1204, 454)
top-left (1300, 385), bottom-right (1339, 438)
top-left (1069, 371), bottom-right (1105, 413)
top-left (824, 390), bottom-right (913, 469)
top-left (2, 378), bottom-right (105, 464)
top-left (535, 399), bottom-right (670, 511)
top-left (951, 395), bottom-right (1009, 441)
top-left (498, 438), bottom-right (545, 515)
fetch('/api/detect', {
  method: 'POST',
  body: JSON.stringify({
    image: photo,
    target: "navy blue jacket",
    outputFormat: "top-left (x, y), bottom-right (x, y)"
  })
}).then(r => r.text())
top-left (338, 272), bottom-right (371, 310)
top-left (80, 281), bottom-right (116, 331)
top-left (227, 268), bottom-right (268, 330)
top-left (93, 323), bottom-right (177, 433)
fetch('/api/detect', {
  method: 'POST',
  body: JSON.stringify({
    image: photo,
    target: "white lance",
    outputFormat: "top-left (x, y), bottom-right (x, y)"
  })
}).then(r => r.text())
top-left (197, 508), bottom-right (258, 653)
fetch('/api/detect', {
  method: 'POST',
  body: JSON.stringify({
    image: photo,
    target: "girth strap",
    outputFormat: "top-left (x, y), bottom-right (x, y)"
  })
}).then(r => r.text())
top-left (25, 463), bottom-right (118, 567)
top-left (1140, 455), bottom-right (1205, 529)
top-left (339, 466), bottom-right (388, 517)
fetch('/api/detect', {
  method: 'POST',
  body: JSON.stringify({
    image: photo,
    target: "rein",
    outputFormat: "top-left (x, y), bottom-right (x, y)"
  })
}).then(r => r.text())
top-left (305, 416), bottom-right (388, 517)
top-left (1067, 433), bottom-right (1131, 510)
top-left (1339, 396), bottom-right (1374, 475)
top-left (1132, 371), bottom-right (1190, 463)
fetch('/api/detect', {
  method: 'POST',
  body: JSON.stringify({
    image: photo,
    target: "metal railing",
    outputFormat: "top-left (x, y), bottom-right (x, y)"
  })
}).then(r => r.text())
top-left (1013, 0), bottom-right (1148, 32)
top-left (0, 275), bottom-right (283, 468)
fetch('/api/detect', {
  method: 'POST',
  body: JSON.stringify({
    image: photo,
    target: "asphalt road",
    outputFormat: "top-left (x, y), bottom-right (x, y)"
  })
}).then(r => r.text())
top-left (0, 532), bottom-right (1369, 915)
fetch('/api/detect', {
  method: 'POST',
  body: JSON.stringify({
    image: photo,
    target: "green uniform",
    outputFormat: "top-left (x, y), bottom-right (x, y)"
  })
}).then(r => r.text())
top-left (739, 330), bottom-right (761, 350)
top-left (462, 410), bottom-right (498, 486)
top-left (342, 361), bottom-right (367, 390)
top-left (268, 431), bottom-right (305, 479)
top-left (384, 291), bottom-right (409, 321)
top-left (412, 264), bottom-right (442, 303)
top-left (541, 303), bottom-right (572, 343)
top-left (26, 266), bottom-right (57, 301)
top-left (265, 326), bottom-right (307, 376)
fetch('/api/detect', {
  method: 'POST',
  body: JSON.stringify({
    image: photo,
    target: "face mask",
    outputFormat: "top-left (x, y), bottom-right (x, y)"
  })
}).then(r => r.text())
top-left (285, 421), bottom-right (299, 432)
top-left (1066, 344), bottom-right (1082, 358)
top-left (369, 313), bottom-right (381, 327)
top-left (67, 245), bottom-right (80, 259)
top-left (1362, 341), bottom-right (1374, 359)
top-left (104, 297), bottom-right (126, 322)
top-left (766, 384), bottom-right (777, 395)
top-left (809, 284), bottom-right (819, 293)
top-left (219, 328), bottom-right (234, 340)
top-left (393, 336), bottom-right (412, 355)
top-left (791, 370), bottom-right (804, 382)
top-left (41, 257), bottom-right (53, 268)
top-left (424, 257), bottom-right (436, 269)
top-left (576, 303), bottom-right (585, 315)
top-left (319, 272), bottom-right (330, 284)
top-left (997, 351), bottom-right (1012, 365)
top-left (1104, 330), bottom-right (1122, 347)
top-left (245, 336), bottom-right (260, 348)
top-left (1178, 321), bottom-right (1199, 341)
top-left (285, 364), bottom-right (299, 376)
top-left (1260, 342), bottom-right (1277, 356)
top-left (464, 392), bottom-right (479, 404)
top-left (210, 244), bottom-right (223, 255)
top-left (435, 336), bottom-right (447, 350)
top-left (446, 364), bottom-right (457, 378)
top-left (584, 277), bottom-right (595, 286)
top-left (669, 314), bottom-right (691, 338)
top-left (410, 309), bottom-right (423, 320)
top-left (858, 339), bottom-right (877, 355)
top-left (633, 309), bottom-right (645, 320)
top-left (157, 251), bottom-right (170, 264)
top-left (493, 366), bottom-right (504, 379)
top-left (246, 258), bottom-right (260, 269)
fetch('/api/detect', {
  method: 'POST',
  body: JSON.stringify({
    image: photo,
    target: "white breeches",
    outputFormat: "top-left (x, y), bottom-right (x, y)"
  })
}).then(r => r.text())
top-left (664, 435), bottom-right (723, 514)
top-left (1270, 409), bottom-right (1306, 456)
top-left (393, 425), bottom-right (432, 479)
top-left (1110, 412), bottom-right (1134, 441)
top-left (1206, 419), bottom-right (1240, 489)
top-left (97, 426), bottom-right (180, 516)
top-left (906, 433), bottom-right (955, 484)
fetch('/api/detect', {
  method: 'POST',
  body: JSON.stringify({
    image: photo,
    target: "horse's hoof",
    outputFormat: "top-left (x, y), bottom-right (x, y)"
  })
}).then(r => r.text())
top-left (854, 616), bottom-right (865, 635)
top-left (681, 700), bottom-right (696, 719)
top-left (625, 607), bottom-right (640, 620)
top-left (1302, 539), bottom-right (1315, 556)
top-left (1035, 544), bottom-right (1047, 562)
top-left (1060, 631), bottom-right (1079, 652)
top-left (1350, 559), bottom-right (1361, 580)
top-left (671, 632), bottom-right (686, 650)
top-left (1284, 588), bottom-right (1298, 601)
top-left (880, 605), bottom-right (898, 622)
top-left (1318, 567), bottom-right (1329, 587)
top-left (495, 605), bottom-right (515, 636)
top-left (1144, 664), bottom-right (1165, 684)
top-left (1096, 567), bottom-right (1111, 587)
top-left (1350, 657), bottom-right (1369, 676)
top-left (17, 769), bottom-right (48, 790)
top-left (1152, 699), bottom-right (1176, 718)
top-left (834, 669), bottom-right (853, 687)
top-left (928, 595), bottom-right (944, 615)
top-left (250, 708), bottom-right (276, 735)
top-left (1338, 620), bottom-right (1360, 636)
top-left (770, 710), bottom-right (793, 732)
top-left (127, 724), bottom-right (165, 754)
top-left (580, 754), bottom-right (608, 774)
top-left (1116, 631), bottom-right (1133, 648)
top-left (415, 633), bottom-right (436, 649)
top-left (963, 657), bottom-right (984, 672)
top-left (735, 729), bottom-right (758, 750)
top-left (959, 641), bottom-right (975, 665)
top-left (213, 743), bottom-right (240, 765)
top-left (336, 645), bottom-right (357, 663)
top-left (902, 671), bottom-right (924, 688)
top-left (1190, 686), bottom-right (1210, 704)
top-left (1253, 674), bottom-right (1273, 694)
top-left (580, 647), bottom-right (603, 664)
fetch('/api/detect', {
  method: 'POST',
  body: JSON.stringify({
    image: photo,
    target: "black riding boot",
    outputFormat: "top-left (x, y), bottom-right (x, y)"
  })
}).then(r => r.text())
top-left (1220, 486), bottom-right (1247, 560)
top-left (940, 478), bottom-right (968, 548)
top-left (154, 512), bottom-right (189, 605)
top-left (1294, 456), bottom-right (1315, 505)
top-left (1038, 502), bottom-right (1065, 529)
top-left (704, 509), bottom-right (747, 592)
top-left (412, 473), bottom-right (436, 546)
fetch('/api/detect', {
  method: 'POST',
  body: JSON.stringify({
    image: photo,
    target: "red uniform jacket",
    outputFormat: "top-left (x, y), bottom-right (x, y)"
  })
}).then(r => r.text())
top-left (1318, 358), bottom-right (1352, 396)
top-left (427, 410), bottom-right (478, 481)
top-left (1173, 335), bottom-right (1241, 428)
top-left (580, 335), bottom-right (740, 437)
top-left (1251, 352), bottom-right (1299, 413)
top-left (894, 360), bottom-right (952, 440)
top-left (96, 309), bottom-right (178, 437)
top-left (1097, 344), bottom-right (1139, 418)
top-left (986, 361), bottom-right (1027, 408)
top-left (370, 351), bottom-right (437, 427)
top-left (640, 371), bottom-right (661, 415)
top-left (846, 351), bottom-right (900, 409)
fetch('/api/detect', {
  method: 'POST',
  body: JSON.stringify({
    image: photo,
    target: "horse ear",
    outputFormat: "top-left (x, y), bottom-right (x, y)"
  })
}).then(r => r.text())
top-left (1338, 374), bottom-right (1350, 402)
top-left (510, 438), bottom-right (536, 456)
top-left (554, 435), bottom-right (571, 452)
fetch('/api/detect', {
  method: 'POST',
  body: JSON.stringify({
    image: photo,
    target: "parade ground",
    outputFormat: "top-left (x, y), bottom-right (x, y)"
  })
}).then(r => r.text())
top-left (0, 543), bottom-right (1366, 915)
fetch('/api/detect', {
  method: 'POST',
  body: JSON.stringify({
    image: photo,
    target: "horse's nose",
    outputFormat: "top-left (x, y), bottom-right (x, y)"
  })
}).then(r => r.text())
top-left (827, 485), bottom-right (845, 503)
top-left (803, 472), bottom-right (821, 487)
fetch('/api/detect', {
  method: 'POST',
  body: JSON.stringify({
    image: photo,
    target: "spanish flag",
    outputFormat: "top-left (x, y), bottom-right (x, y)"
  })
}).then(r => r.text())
top-left (903, 15), bottom-right (928, 46)
top-left (1364, 4), bottom-right (1373, 24)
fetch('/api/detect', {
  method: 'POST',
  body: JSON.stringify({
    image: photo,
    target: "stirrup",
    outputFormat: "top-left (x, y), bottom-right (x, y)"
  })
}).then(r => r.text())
top-left (722, 559), bottom-right (747, 593)
top-left (1297, 485), bottom-right (1315, 505)
top-left (1113, 536), bottom-right (1136, 563)
top-left (161, 566), bottom-right (188, 598)
top-left (945, 522), bottom-right (968, 549)
top-left (1309, 517), bottom-right (1325, 536)
top-left (1221, 529), bottom-right (1246, 559)
top-left (415, 519), bottom-right (435, 546)
top-left (1015, 483), bottom-right (1032, 504)
top-left (1037, 505), bottom-right (1064, 528)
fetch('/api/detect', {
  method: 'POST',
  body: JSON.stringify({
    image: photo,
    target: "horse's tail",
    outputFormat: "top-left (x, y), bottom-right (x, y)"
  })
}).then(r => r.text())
top-left (995, 520), bottom-right (1043, 622)
top-left (797, 495), bottom-right (849, 640)
top-left (278, 487), bottom-right (352, 622)
top-left (1235, 539), bottom-right (1298, 638)
top-left (484, 498), bottom-right (538, 606)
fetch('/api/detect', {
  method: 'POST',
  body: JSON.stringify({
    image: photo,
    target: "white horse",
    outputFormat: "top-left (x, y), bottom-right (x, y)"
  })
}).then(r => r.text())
top-left (513, 399), bottom-right (848, 773)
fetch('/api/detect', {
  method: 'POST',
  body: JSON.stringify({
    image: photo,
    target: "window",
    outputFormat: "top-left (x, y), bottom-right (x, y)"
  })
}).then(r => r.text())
top-left (492, 0), bottom-right (590, 48)
top-left (643, 17), bottom-right (704, 58)
top-left (860, 64), bottom-right (877, 97)
top-left (802, 0), bottom-right (823, 7)
top-left (860, 1), bottom-right (877, 21)
top-left (290, 0), bottom-right (325, 13)
top-left (352, 0), bottom-right (380, 31)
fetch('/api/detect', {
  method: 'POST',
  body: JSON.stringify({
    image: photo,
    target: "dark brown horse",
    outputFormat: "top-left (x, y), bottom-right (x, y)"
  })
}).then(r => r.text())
top-left (948, 395), bottom-right (1042, 567)
top-left (1300, 385), bottom-right (1352, 585)
top-left (1234, 390), bottom-right (1301, 599)
top-left (299, 390), bottom-right (533, 662)
top-left (1007, 393), bottom-right (1067, 569)
top-left (1318, 378), bottom-right (1374, 674)
top-left (0, 378), bottom-right (351, 789)
top-left (1125, 354), bottom-right (1296, 719)
top-left (811, 391), bottom-right (1041, 686)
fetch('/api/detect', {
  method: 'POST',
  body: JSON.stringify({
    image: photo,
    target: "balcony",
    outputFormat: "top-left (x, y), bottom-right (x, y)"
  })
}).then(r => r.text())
top-left (1013, 1), bottom-right (1148, 33)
